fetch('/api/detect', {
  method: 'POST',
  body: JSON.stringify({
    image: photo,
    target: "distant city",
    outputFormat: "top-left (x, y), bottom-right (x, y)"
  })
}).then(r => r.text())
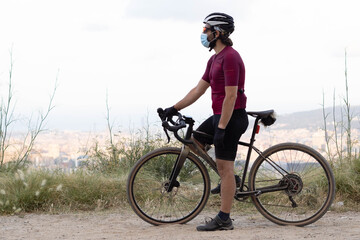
top-left (4, 107), bottom-right (360, 170)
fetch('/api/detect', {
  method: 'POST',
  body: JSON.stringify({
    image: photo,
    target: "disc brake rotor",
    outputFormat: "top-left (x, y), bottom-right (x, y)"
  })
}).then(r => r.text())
top-left (161, 180), bottom-right (180, 197)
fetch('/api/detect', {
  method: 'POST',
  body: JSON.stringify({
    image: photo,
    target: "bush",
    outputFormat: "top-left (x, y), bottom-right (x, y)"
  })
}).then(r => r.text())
top-left (333, 157), bottom-right (360, 203)
top-left (85, 127), bottom-right (170, 175)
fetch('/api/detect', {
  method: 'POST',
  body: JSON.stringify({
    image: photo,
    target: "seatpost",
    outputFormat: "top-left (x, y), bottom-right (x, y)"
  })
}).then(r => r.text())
top-left (249, 117), bottom-right (261, 146)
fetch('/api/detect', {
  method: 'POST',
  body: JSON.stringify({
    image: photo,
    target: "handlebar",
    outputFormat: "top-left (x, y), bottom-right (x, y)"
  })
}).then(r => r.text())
top-left (157, 108), bottom-right (194, 144)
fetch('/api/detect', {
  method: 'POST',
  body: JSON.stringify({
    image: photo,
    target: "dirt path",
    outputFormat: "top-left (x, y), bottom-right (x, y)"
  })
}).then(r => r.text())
top-left (1, 209), bottom-right (359, 240)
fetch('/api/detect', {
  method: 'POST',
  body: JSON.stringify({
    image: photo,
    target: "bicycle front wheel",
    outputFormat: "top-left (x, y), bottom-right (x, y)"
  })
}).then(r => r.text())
top-left (127, 147), bottom-right (210, 225)
top-left (249, 143), bottom-right (335, 226)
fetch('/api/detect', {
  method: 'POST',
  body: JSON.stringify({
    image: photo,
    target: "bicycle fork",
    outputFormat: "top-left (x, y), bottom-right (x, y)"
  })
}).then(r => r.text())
top-left (166, 145), bottom-right (190, 192)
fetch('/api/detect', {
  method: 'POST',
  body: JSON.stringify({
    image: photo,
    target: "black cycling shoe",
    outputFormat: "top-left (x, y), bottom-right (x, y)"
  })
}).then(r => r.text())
top-left (210, 184), bottom-right (221, 194)
top-left (196, 215), bottom-right (234, 231)
top-left (211, 175), bottom-right (241, 195)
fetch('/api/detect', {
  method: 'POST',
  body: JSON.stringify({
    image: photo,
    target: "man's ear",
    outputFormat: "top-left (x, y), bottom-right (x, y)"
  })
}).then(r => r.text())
top-left (215, 30), bottom-right (220, 38)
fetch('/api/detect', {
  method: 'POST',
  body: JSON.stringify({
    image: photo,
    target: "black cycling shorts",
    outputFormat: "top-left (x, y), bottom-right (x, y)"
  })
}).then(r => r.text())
top-left (193, 109), bottom-right (248, 161)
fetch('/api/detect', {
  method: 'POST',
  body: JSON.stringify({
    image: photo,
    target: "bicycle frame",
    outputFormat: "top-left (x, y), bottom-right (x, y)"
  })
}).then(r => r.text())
top-left (166, 113), bottom-right (291, 197)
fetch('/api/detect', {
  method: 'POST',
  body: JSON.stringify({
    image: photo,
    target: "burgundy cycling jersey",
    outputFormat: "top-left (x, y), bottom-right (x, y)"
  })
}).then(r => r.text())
top-left (202, 46), bottom-right (246, 115)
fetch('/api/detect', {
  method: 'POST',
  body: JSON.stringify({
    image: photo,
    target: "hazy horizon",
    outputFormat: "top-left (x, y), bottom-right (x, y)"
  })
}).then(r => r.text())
top-left (6, 104), bottom-right (357, 133)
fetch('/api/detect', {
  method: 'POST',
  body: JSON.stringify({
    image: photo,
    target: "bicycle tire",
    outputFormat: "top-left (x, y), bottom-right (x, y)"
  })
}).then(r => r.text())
top-left (127, 147), bottom-right (210, 225)
top-left (248, 142), bottom-right (335, 226)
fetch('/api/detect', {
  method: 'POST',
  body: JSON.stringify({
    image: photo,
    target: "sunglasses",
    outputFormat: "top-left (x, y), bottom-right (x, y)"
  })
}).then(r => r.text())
top-left (202, 27), bottom-right (211, 33)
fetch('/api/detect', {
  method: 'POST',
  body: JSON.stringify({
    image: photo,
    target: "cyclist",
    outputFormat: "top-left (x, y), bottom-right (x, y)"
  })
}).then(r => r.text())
top-left (164, 12), bottom-right (248, 231)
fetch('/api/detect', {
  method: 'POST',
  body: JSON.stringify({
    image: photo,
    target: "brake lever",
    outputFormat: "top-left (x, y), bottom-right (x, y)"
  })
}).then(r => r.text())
top-left (163, 127), bottom-right (171, 143)
top-left (157, 108), bottom-right (170, 142)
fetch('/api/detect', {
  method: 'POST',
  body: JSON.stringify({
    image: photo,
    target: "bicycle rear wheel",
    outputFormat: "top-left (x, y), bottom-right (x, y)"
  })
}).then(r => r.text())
top-left (249, 143), bottom-right (335, 226)
top-left (127, 147), bottom-right (210, 225)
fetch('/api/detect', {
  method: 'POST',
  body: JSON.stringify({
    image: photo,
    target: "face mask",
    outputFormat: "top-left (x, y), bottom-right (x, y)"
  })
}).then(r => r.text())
top-left (200, 33), bottom-right (210, 48)
top-left (201, 32), bottom-right (218, 49)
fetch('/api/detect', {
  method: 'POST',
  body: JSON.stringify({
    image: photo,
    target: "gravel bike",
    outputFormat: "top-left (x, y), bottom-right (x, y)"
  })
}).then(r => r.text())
top-left (127, 109), bottom-right (335, 226)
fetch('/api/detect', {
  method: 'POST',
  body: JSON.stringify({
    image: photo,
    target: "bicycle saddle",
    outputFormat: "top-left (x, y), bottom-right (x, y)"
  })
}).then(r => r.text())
top-left (247, 110), bottom-right (274, 118)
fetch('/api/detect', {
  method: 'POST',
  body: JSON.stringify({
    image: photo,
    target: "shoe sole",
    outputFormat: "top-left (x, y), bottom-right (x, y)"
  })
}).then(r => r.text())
top-left (197, 227), bottom-right (234, 231)
top-left (196, 225), bottom-right (234, 231)
top-left (219, 226), bottom-right (234, 231)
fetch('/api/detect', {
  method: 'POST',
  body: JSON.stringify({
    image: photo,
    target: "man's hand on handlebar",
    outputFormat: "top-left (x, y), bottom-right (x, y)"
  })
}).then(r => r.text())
top-left (164, 106), bottom-right (178, 118)
top-left (157, 108), bottom-right (193, 144)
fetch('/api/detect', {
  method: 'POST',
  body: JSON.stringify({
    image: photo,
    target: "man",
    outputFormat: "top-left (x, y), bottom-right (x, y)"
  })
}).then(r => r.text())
top-left (164, 12), bottom-right (248, 231)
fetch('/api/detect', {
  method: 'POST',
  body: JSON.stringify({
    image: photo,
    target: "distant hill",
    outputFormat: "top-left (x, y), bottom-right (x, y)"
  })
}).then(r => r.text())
top-left (272, 105), bottom-right (360, 130)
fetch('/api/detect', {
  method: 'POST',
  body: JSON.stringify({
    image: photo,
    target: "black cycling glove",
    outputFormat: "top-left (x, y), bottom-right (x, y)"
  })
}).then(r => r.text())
top-left (164, 106), bottom-right (178, 118)
top-left (213, 127), bottom-right (226, 149)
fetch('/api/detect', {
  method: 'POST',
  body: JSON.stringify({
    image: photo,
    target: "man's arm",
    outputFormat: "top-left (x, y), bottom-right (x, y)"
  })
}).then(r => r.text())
top-left (174, 79), bottom-right (210, 111)
top-left (218, 86), bottom-right (238, 129)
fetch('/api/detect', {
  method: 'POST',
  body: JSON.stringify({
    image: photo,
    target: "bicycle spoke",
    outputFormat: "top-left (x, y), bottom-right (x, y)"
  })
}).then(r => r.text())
top-left (250, 143), bottom-right (335, 226)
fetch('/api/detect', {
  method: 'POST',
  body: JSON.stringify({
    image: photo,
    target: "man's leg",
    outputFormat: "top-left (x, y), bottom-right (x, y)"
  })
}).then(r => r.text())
top-left (217, 159), bottom-right (235, 214)
top-left (196, 159), bottom-right (235, 231)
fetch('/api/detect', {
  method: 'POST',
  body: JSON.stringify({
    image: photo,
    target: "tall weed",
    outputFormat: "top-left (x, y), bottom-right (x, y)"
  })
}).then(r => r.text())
top-left (333, 157), bottom-right (360, 203)
top-left (0, 169), bottom-right (127, 214)
top-left (321, 49), bottom-right (360, 206)
top-left (85, 126), bottom-right (168, 175)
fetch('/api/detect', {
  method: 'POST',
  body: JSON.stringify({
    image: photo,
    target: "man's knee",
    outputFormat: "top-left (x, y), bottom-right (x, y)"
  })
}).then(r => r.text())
top-left (217, 159), bottom-right (234, 177)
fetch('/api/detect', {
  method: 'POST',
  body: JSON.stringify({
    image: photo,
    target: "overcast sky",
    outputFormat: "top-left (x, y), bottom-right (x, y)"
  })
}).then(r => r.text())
top-left (0, 0), bottom-right (359, 131)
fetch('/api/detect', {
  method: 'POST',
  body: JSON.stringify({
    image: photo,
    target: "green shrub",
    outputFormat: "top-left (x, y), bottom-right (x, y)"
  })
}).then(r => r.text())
top-left (85, 128), bottom-right (168, 175)
top-left (333, 157), bottom-right (360, 203)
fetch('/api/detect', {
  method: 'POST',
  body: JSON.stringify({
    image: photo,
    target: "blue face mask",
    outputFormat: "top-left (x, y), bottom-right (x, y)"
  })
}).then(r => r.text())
top-left (200, 33), bottom-right (210, 48)
top-left (201, 32), bottom-right (218, 49)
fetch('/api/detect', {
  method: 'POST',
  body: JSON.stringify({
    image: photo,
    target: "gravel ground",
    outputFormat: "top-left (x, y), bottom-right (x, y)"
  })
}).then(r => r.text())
top-left (1, 210), bottom-right (359, 240)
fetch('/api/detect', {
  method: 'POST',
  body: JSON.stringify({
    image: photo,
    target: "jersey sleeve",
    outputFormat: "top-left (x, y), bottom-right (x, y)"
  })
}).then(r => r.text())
top-left (223, 52), bottom-right (240, 86)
